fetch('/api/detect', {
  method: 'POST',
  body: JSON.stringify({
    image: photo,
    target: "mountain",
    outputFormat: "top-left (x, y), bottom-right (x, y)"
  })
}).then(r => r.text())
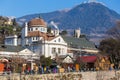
top-left (17, 2), bottom-right (120, 43)
top-left (17, 11), bottom-right (65, 25)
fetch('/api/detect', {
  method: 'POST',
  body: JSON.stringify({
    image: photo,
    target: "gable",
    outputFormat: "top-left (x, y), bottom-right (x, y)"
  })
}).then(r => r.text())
top-left (62, 56), bottom-right (73, 63)
top-left (18, 48), bottom-right (33, 55)
top-left (49, 36), bottom-right (66, 44)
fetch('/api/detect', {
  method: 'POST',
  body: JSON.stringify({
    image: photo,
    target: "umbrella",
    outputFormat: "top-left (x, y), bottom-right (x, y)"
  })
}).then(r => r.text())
top-left (0, 58), bottom-right (9, 62)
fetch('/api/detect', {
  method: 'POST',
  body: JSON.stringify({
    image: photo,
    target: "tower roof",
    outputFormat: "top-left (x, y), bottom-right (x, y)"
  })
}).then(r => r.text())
top-left (28, 18), bottom-right (46, 27)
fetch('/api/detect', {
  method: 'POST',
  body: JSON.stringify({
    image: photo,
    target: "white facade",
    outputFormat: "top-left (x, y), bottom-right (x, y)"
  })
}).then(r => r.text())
top-left (43, 36), bottom-right (67, 58)
top-left (20, 18), bottom-right (68, 58)
top-left (5, 35), bottom-right (18, 46)
top-left (0, 48), bottom-right (38, 59)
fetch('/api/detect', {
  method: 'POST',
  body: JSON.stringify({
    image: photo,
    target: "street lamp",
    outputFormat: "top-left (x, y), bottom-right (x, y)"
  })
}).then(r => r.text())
top-left (28, 43), bottom-right (34, 74)
top-left (27, 54), bottom-right (34, 74)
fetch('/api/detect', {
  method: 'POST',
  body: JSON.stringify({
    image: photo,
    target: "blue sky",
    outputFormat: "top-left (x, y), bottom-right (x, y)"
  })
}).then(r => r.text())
top-left (0, 0), bottom-right (120, 17)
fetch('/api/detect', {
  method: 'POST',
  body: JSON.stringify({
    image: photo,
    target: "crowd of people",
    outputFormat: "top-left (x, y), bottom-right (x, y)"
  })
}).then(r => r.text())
top-left (2, 62), bottom-right (120, 75)
top-left (22, 65), bottom-right (60, 74)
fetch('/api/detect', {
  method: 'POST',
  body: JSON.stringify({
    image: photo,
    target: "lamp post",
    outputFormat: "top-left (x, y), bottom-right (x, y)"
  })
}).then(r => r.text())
top-left (27, 53), bottom-right (34, 74)
top-left (30, 54), bottom-right (33, 74)
top-left (28, 43), bottom-right (34, 74)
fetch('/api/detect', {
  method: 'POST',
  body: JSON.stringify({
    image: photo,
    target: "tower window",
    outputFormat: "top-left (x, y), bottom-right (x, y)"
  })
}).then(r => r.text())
top-left (32, 37), bottom-right (38, 41)
top-left (33, 37), bottom-right (35, 40)
top-left (29, 28), bottom-right (31, 31)
top-left (36, 28), bottom-right (38, 30)
top-left (36, 37), bottom-right (38, 40)
top-left (43, 28), bottom-right (45, 31)
top-left (31, 28), bottom-right (33, 31)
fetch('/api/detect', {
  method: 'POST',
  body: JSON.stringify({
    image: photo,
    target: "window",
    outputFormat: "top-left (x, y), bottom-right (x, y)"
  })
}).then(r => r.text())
top-left (32, 37), bottom-right (38, 41)
top-left (58, 48), bottom-right (61, 54)
top-left (41, 28), bottom-right (42, 31)
top-left (43, 28), bottom-right (45, 31)
top-left (29, 28), bottom-right (31, 31)
top-left (6, 39), bottom-right (13, 45)
top-left (33, 37), bottom-right (35, 40)
top-left (36, 28), bottom-right (38, 30)
top-left (58, 38), bottom-right (61, 42)
top-left (62, 48), bottom-right (64, 53)
top-left (31, 28), bottom-right (33, 31)
top-left (36, 37), bottom-right (38, 40)
top-left (52, 48), bottom-right (56, 54)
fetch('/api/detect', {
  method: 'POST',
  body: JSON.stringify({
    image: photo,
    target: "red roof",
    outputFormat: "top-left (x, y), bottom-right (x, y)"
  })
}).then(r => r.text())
top-left (27, 31), bottom-right (57, 41)
top-left (28, 18), bottom-right (46, 27)
top-left (77, 56), bottom-right (97, 63)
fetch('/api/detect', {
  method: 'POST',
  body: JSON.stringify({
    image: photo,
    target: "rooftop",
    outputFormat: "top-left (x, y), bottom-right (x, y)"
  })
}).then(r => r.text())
top-left (62, 36), bottom-right (96, 49)
top-left (0, 45), bottom-right (25, 52)
top-left (28, 17), bottom-right (46, 27)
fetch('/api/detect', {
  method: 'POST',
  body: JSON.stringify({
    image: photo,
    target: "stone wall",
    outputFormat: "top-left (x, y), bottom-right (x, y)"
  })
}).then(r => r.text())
top-left (0, 71), bottom-right (120, 80)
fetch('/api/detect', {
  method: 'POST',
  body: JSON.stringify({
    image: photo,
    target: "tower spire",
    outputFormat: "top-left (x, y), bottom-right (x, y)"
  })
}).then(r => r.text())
top-left (38, 14), bottom-right (42, 19)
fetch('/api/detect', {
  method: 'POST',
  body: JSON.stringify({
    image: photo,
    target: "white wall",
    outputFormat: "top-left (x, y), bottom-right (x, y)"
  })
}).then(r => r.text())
top-left (5, 35), bottom-right (18, 46)
top-left (25, 22), bottom-right (28, 37)
top-left (42, 43), bottom-right (67, 58)
top-left (42, 36), bottom-right (67, 58)
top-left (29, 26), bottom-right (47, 33)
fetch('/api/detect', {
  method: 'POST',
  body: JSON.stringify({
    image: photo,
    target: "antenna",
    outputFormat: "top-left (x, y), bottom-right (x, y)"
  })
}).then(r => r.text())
top-left (38, 14), bottom-right (42, 19)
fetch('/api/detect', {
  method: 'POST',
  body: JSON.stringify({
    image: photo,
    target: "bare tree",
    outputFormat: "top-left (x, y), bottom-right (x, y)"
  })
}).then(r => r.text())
top-left (99, 21), bottom-right (120, 69)
top-left (107, 21), bottom-right (120, 40)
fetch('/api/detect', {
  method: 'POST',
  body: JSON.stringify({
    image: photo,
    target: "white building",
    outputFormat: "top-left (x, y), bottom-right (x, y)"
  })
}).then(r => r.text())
top-left (0, 45), bottom-right (38, 59)
top-left (4, 17), bottom-right (98, 59)
top-left (23, 18), bottom-right (67, 58)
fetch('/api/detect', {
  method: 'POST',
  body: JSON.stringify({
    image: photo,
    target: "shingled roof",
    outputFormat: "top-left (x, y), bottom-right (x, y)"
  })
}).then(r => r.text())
top-left (0, 45), bottom-right (25, 52)
top-left (27, 31), bottom-right (58, 41)
top-left (28, 18), bottom-right (46, 27)
top-left (62, 36), bottom-right (96, 49)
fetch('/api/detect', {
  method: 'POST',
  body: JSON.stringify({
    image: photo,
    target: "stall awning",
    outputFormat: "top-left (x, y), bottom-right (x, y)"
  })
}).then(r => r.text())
top-left (77, 56), bottom-right (97, 63)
